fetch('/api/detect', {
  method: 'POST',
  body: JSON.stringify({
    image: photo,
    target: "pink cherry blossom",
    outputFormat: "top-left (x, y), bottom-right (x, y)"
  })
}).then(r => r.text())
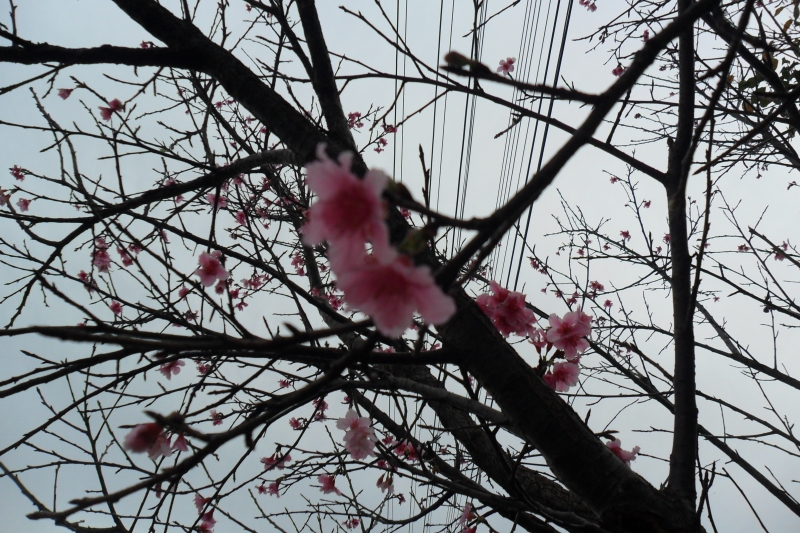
top-left (344, 518), bottom-right (360, 529)
top-left (263, 481), bottom-right (280, 497)
top-left (171, 433), bottom-right (189, 452)
top-left (123, 423), bottom-right (172, 459)
top-left (0, 189), bottom-right (9, 206)
top-left (529, 327), bottom-right (548, 351)
top-left (195, 252), bottom-right (228, 286)
top-left (606, 438), bottom-right (640, 465)
top-left (261, 452), bottom-right (291, 470)
top-left (235, 210), bottom-right (247, 225)
top-left (546, 310), bottom-right (591, 361)
top-left (109, 301), bottom-right (123, 316)
top-left (99, 98), bottom-right (124, 121)
top-left (200, 509), bottom-right (216, 530)
top-left (210, 410), bottom-right (224, 426)
top-left (58, 88), bottom-right (74, 99)
top-left (392, 440), bottom-right (419, 462)
top-left (318, 474), bottom-right (341, 495)
top-left (194, 493), bottom-right (211, 513)
top-left (334, 252), bottom-right (456, 337)
top-left (10, 165), bottom-right (24, 181)
top-left (16, 198), bottom-right (30, 212)
top-left (497, 57), bottom-right (516, 74)
top-left (459, 503), bottom-right (475, 529)
top-left (376, 473), bottom-right (394, 493)
top-left (206, 192), bottom-right (228, 210)
top-left (336, 410), bottom-right (377, 460)
top-left (289, 417), bottom-right (302, 429)
top-left (347, 112), bottom-right (364, 129)
top-left (612, 65), bottom-right (626, 77)
top-left (543, 361), bottom-right (580, 392)
top-left (178, 285), bottom-right (191, 299)
top-left (159, 360), bottom-right (185, 379)
top-left (302, 145), bottom-right (392, 263)
top-left (476, 281), bottom-right (536, 337)
top-left (579, 0), bottom-right (597, 11)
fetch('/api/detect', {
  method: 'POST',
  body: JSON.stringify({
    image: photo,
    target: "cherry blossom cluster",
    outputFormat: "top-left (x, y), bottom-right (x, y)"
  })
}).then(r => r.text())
top-left (336, 409), bottom-right (378, 460)
top-left (301, 145), bottom-right (456, 337)
top-left (475, 281), bottom-right (592, 392)
top-left (193, 494), bottom-right (217, 532)
top-left (123, 422), bottom-right (188, 460)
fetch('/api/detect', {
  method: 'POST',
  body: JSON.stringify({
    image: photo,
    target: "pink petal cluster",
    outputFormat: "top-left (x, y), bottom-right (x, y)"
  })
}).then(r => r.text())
top-left (476, 281), bottom-right (536, 337)
top-left (318, 474), bottom-right (341, 495)
top-left (497, 57), bottom-right (516, 74)
top-left (336, 410), bottom-right (378, 460)
top-left (302, 145), bottom-right (456, 337)
top-left (543, 361), bottom-right (580, 392)
top-left (301, 145), bottom-right (391, 262)
top-left (376, 473), bottom-right (394, 493)
top-left (58, 88), bottom-right (74, 99)
top-left (123, 423), bottom-right (172, 459)
top-left (261, 452), bottom-right (291, 470)
top-left (335, 252), bottom-right (456, 337)
top-left (392, 440), bottom-right (419, 462)
top-left (546, 310), bottom-right (591, 361)
top-left (99, 98), bottom-right (124, 121)
top-left (159, 360), bottom-right (185, 379)
top-left (606, 438), bottom-right (640, 465)
top-left (195, 251), bottom-right (229, 286)
top-left (16, 198), bottom-right (30, 212)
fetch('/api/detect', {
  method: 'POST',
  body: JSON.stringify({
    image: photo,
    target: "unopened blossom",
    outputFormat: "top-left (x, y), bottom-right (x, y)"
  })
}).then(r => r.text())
top-left (344, 518), bottom-right (360, 529)
top-left (261, 453), bottom-right (291, 470)
top-left (123, 423), bottom-right (172, 459)
top-left (0, 189), bottom-right (9, 206)
top-left (109, 301), bottom-right (123, 316)
top-left (301, 145), bottom-right (392, 263)
top-left (543, 361), bottom-right (580, 392)
top-left (546, 310), bottom-right (591, 361)
top-left (159, 360), bottom-right (185, 380)
top-left (336, 410), bottom-right (377, 460)
top-left (476, 281), bottom-right (536, 337)
top-left (612, 65), bottom-right (626, 76)
top-left (606, 438), bottom-right (640, 465)
top-left (58, 88), bottom-right (74, 99)
top-left (16, 198), bottom-right (30, 212)
top-left (99, 98), bottom-right (124, 121)
top-left (335, 252), bottom-right (456, 337)
top-left (195, 251), bottom-right (228, 287)
top-left (318, 474), bottom-right (341, 495)
top-left (497, 57), bottom-right (516, 74)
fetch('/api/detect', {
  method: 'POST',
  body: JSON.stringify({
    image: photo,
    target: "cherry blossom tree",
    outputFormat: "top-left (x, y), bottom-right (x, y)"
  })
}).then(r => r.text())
top-left (1, 1), bottom-right (800, 533)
